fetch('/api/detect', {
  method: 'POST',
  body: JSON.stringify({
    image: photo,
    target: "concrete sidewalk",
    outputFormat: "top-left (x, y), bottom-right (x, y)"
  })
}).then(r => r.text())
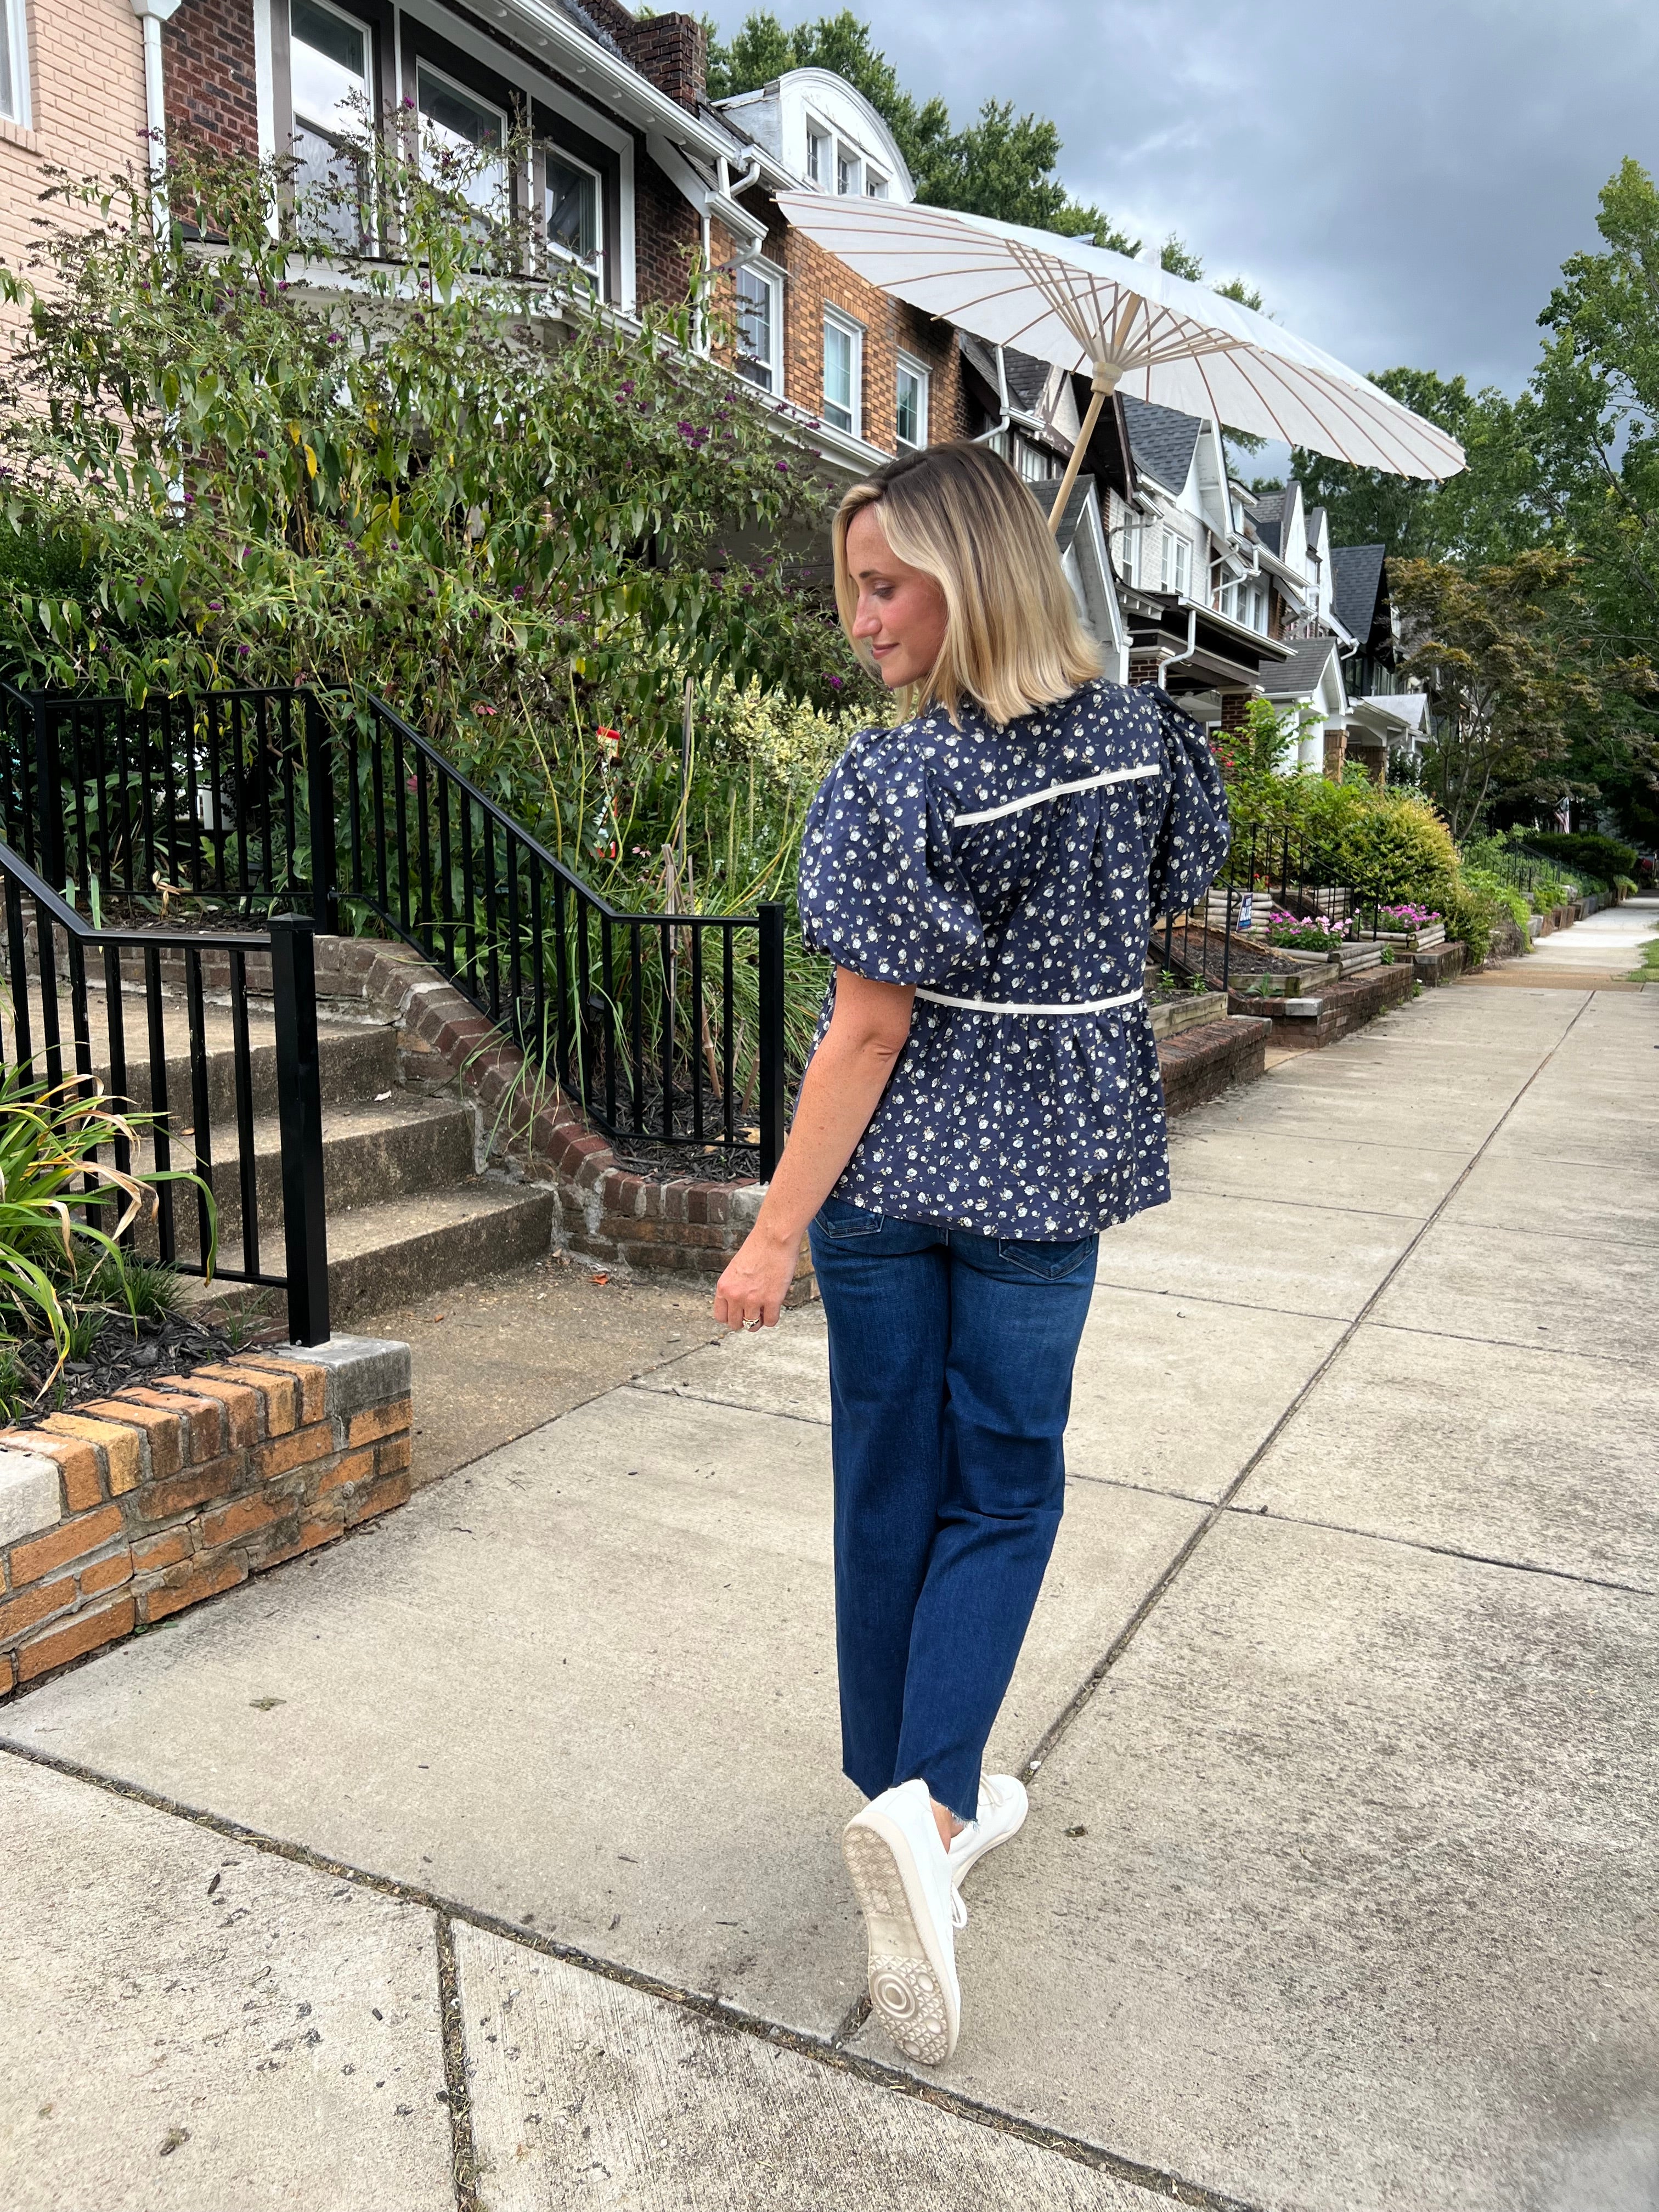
top-left (1464, 891), bottom-right (1657, 988)
top-left (4, 975), bottom-right (1657, 2210)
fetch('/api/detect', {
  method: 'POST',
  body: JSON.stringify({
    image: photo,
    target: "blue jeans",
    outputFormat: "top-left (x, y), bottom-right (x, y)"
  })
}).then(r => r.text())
top-left (808, 1197), bottom-right (1099, 1821)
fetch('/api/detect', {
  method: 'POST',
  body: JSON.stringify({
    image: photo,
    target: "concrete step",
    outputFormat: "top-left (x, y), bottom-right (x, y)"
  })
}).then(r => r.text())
top-left (140, 1094), bottom-right (478, 1258)
top-left (221, 1177), bottom-right (558, 1325)
top-left (4, 982), bottom-right (398, 1118)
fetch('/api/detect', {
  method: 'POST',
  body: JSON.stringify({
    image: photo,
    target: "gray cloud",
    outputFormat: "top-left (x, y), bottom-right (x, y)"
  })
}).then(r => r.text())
top-left (709, 0), bottom-right (1659, 395)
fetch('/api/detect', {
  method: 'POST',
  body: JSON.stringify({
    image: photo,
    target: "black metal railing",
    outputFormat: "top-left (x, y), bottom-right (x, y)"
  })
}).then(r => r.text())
top-left (0, 840), bottom-right (330, 1343)
top-left (0, 682), bottom-right (333, 928)
top-left (1156, 826), bottom-right (1382, 996)
top-left (1, 679), bottom-right (788, 1178)
top-left (342, 697), bottom-right (786, 1175)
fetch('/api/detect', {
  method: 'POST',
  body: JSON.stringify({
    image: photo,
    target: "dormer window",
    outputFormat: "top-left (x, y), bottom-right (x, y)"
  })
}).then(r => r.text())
top-left (865, 167), bottom-right (888, 199)
top-left (836, 144), bottom-right (860, 195)
top-left (805, 124), bottom-right (830, 187)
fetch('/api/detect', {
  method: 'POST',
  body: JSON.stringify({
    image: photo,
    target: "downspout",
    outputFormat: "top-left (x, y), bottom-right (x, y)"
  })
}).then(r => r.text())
top-left (972, 342), bottom-right (1013, 447)
top-left (1163, 605), bottom-right (1198, 672)
top-left (130, 0), bottom-right (182, 239)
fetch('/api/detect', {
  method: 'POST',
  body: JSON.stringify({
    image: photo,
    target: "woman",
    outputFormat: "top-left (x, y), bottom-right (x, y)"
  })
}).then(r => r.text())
top-left (713, 441), bottom-right (1228, 2068)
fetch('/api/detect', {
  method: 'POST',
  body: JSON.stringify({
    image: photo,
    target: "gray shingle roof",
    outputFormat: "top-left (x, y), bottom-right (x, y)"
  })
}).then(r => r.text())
top-left (1265, 634), bottom-right (1340, 699)
top-left (1330, 544), bottom-right (1387, 647)
top-left (1253, 493), bottom-right (1285, 556)
top-left (1120, 394), bottom-right (1201, 493)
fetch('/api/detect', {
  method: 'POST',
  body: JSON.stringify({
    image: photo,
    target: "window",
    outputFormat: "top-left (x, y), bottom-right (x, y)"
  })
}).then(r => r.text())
top-left (805, 125), bottom-right (830, 187)
top-left (895, 356), bottom-right (928, 451)
top-left (416, 60), bottom-right (507, 217)
top-left (735, 262), bottom-right (782, 394)
top-left (0, 0), bottom-right (29, 126)
top-left (289, 0), bottom-right (371, 239)
top-left (1118, 517), bottom-right (1141, 586)
top-left (1014, 436), bottom-right (1047, 485)
top-left (836, 144), bottom-right (860, 196)
top-left (545, 145), bottom-right (601, 272)
top-left (822, 311), bottom-right (862, 436)
top-left (866, 167), bottom-right (889, 199)
top-left (1161, 529), bottom-right (1190, 597)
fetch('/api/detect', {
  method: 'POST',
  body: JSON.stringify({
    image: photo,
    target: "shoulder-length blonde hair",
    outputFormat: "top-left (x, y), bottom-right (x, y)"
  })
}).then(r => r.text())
top-left (832, 441), bottom-right (1104, 727)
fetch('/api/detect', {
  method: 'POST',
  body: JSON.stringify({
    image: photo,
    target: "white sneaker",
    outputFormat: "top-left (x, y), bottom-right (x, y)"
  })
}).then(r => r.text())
top-left (947, 1773), bottom-right (1029, 1888)
top-left (842, 1779), bottom-right (964, 2067)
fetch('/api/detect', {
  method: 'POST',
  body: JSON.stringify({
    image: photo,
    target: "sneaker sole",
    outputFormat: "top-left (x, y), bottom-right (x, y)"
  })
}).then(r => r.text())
top-left (842, 1818), bottom-right (959, 2067)
top-left (950, 1781), bottom-right (1030, 1886)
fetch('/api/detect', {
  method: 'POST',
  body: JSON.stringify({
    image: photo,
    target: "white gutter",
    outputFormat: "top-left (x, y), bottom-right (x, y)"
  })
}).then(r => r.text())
top-left (470, 0), bottom-right (750, 165)
top-left (129, 0), bottom-right (181, 234)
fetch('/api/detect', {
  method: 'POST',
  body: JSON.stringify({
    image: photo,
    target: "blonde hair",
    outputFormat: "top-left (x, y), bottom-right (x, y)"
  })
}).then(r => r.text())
top-left (832, 442), bottom-right (1104, 727)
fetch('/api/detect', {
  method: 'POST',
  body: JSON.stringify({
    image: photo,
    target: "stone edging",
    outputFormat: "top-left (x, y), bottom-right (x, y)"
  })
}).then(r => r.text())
top-left (0, 1336), bottom-right (411, 1701)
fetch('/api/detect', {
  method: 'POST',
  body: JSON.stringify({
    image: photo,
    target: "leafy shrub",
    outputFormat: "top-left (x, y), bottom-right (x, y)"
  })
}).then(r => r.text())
top-left (0, 1069), bottom-right (208, 1384)
top-left (1523, 831), bottom-right (1639, 883)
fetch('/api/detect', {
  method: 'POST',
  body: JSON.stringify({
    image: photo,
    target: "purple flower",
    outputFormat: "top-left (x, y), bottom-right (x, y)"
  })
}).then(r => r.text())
top-left (828, 674), bottom-right (843, 689)
top-left (511, 585), bottom-right (525, 600)
top-left (776, 461), bottom-right (788, 473)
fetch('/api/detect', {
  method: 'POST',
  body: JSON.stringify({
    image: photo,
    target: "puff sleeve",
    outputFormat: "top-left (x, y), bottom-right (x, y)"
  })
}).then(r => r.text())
top-left (1143, 692), bottom-right (1231, 920)
top-left (797, 730), bottom-right (984, 987)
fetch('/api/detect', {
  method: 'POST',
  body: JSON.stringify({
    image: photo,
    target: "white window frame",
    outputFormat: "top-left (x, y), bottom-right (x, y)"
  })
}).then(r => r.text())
top-left (543, 137), bottom-right (603, 276)
top-left (895, 352), bottom-right (928, 452)
top-left (287, 0), bottom-right (375, 245)
top-left (835, 140), bottom-right (861, 196)
top-left (805, 120), bottom-right (831, 189)
top-left (733, 257), bottom-right (783, 396)
top-left (822, 307), bottom-right (863, 438)
top-left (1161, 529), bottom-right (1191, 597)
top-left (865, 166), bottom-right (888, 199)
top-left (414, 55), bottom-right (509, 213)
top-left (0, 0), bottom-right (31, 128)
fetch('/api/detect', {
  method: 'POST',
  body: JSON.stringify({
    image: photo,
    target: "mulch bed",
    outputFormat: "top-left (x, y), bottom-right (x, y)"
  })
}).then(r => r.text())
top-left (4, 1310), bottom-right (255, 1426)
top-left (605, 1135), bottom-right (763, 1186)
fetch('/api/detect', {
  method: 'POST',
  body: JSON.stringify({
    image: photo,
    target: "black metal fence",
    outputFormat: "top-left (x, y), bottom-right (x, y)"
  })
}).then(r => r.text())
top-left (0, 839), bottom-right (330, 1342)
top-left (342, 697), bottom-right (786, 1175)
top-left (1156, 826), bottom-right (1385, 995)
top-left (1, 679), bottom-right (787, 1178)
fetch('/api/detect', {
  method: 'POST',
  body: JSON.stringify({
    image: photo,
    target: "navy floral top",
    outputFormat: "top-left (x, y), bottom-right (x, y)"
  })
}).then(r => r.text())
top-left (797, 679), bottom-right (1229, 1239)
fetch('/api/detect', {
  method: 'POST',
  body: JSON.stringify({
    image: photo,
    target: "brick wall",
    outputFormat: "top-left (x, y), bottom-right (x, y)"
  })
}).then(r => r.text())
top-left (0, 0), bottom-right (147, 321)
top-left (617, 13), bottom-right (704, 110)
top-left (634, 145), bottom-right (701, 311)
top-left (766, 217), bottom-right (966, 458)
top-left (0, 1336), bottom-right (411, 1700)
top-left (162, 0), bottom-right (259, 157)
top-left (1219, 691), bottom-right (1252, 732)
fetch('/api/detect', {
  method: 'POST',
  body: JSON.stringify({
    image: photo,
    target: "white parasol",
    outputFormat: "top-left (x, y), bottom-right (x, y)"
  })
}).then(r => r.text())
top-left (774, 191), bottom-right (1465, 529)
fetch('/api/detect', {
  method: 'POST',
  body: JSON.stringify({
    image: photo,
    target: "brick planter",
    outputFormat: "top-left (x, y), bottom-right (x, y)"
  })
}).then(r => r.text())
top-left (1228, 959), bottom-right (1417, 1051)
top-left (1414, 942), bottom-right (1466, 988)
top-left (0, 1336), bottom-right (411, 1701)
top-left (1160, 1014), bottom-right (1271, 1115)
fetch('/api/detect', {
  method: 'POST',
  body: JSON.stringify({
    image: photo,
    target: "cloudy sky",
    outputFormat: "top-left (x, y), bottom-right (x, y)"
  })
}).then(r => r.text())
top-left (706, 0), bottom-right (1659, 399)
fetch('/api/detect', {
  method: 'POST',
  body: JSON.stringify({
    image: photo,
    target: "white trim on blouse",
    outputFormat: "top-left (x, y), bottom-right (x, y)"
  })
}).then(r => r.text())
top-left (915, 986), bottom-right (1146, 1017)
top-left (952, 760), bottom-right (1160, 828)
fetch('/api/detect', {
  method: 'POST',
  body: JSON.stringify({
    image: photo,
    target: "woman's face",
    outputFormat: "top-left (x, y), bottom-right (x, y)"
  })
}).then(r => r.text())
top-left (845, 504), bottom-right (948, 690)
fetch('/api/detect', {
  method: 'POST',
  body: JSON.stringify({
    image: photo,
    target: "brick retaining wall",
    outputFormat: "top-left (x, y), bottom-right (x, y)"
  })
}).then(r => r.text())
top-left (1159, 1014), bottom-right (1271, 1116)
top-left (0, 1336), bottom-right (410, 1701)
top-left (1228, 959), bottom-right (1417, 1051)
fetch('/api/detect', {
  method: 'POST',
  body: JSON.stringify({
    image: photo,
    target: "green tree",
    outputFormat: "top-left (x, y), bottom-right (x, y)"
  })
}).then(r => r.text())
top-left (1290, 369), bottom-right (1543, 566)
top-left (1391, 551), bottom-right (1602, 839)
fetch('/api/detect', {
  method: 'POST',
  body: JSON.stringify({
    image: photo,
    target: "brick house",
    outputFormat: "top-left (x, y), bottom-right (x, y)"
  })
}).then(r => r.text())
top-left (39, 0), bottom-right (968, 484)
top-left (0, 0), bottom-right (151, 300)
